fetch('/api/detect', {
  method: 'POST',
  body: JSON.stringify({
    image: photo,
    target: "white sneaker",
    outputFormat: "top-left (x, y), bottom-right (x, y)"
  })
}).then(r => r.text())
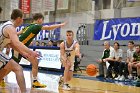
top-left (119, 75), bottom-right (125, 81)
top-left (115, 75), bottom-right (121, 80)
top-left (128, 75), bottom-right (133, 80)
top-left (62, 84), bottom-right (71, 90)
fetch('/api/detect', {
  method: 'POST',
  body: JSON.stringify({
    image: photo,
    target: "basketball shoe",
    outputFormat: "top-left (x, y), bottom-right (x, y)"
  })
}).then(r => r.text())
top-left (62, 84), bottom-right (71, 90)
top-left (0, 79), bottom-right (6, 87)
top-left (32, 80), bottom-right (47, 88)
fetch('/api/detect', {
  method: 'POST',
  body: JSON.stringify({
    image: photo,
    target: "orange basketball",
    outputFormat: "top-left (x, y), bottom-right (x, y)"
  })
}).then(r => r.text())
top-left (86, 64), bottom-right (97, 76)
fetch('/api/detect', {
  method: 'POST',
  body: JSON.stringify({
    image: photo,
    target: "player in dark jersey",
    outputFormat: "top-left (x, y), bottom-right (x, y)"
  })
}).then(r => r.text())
top-left (11, 13), bottom-right (66, 88)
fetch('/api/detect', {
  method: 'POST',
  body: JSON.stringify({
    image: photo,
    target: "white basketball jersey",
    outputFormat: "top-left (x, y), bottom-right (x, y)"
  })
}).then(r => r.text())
top-left (0, 21), bottom-right (13, 51)
top-left (64, 40), bottom-right (77, 62)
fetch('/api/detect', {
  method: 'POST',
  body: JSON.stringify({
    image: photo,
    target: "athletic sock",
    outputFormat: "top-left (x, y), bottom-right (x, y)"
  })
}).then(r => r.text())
top-left (33, 77), bottom-right (38, 82)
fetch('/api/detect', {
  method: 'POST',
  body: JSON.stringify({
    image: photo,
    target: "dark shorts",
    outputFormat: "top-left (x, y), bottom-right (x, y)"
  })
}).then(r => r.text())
top-left (11, 49), bottom-right (22, 63)
top-left (0, 52), bottom-right (11, 70)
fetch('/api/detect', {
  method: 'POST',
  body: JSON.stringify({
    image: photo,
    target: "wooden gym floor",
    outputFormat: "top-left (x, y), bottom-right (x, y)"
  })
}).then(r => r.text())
top-left (0, 68), bottom-right (140, 93)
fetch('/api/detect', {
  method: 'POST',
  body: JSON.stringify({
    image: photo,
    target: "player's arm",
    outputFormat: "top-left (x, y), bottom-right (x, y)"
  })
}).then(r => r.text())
top-left (4, 26), bottom-right (38, 58)
top-left (115, 57), bottom-right (122, 62)
top-left (75, 43), bottom-right (81, 59)
top-left (126, 57), bottom-right (131, 63)
top-left (131, 53), bottom-right (137, 63)
top-left (17, 29), bottom-right (23, 35)
top-left (41, 22), bottom-right (66, 30)
top-left (60, 42), bottom-right (67, 62)
top-left (5, 45), bottom-right (10, 55)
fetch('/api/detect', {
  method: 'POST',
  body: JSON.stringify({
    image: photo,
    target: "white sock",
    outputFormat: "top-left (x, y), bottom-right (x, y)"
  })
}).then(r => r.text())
top-left (33, 77), bottom-right (38, 81)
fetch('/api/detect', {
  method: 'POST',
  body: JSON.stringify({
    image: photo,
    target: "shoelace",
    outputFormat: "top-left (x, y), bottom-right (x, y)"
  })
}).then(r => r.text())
top-left (65, 84), bottom-right (70, 88)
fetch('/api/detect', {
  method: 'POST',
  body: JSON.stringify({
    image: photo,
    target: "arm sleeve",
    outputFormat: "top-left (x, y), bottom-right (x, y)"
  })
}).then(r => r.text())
top-left (33, 24), bottom-right (42, 34)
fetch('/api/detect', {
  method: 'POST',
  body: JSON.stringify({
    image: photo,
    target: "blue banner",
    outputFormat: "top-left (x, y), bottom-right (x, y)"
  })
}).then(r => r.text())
top-left (94, 17), bottom-right (140, 40)
top-left (16, 22), bottom-right (61, 40)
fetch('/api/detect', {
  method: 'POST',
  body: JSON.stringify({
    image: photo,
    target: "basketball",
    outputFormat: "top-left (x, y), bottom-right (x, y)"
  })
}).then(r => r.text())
top-left (86, 64), bottom-right (97, 76)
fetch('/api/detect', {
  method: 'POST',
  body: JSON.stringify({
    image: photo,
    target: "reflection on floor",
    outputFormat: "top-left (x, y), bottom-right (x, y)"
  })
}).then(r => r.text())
top-left (0, 68), bottom-right (140, 93)
top-left (1, 69), bottom-right (60, 93)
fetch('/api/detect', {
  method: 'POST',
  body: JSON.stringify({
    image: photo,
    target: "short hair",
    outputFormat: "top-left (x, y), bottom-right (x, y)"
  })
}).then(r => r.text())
top-left (104, 41), bottom-right (110, 46)
top-left (135, 45), bottom-right (140, 48)
top-left (33, 13), bottom-right (44, 20)
top-left (0, 6), bottom-right (2, 13)
top-left (11, 9), bottom-right (23, 20)
top-left (128, 41), bottom-right (134, 45)
top-left (114, 42), bottom-right (120, 49)
top-left (35, 41), bottom-right (40, 43)
top-left (66, 30), bottom-right (74, 35)
top-left (49, 40), bottom-right (53, 43)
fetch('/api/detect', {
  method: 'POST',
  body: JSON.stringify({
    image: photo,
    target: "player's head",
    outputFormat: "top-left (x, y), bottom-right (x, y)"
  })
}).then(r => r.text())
top-left (0, 6), bottom-right (2, 14)
top-left (33, 13), bottom-right (44, 24)
top-left (66, 30), bottom-right (74, 41)
top-left (114, 42), bottom-right (120, 49)
top-left (103, 41), bottom-right (110, 49)
top-left (11, 9), bottom-right (23, 26)
top-left (135, 45), bottom-right (140, 53)
top-left (128, 41), bottom-right (134, 49)
top-left (35, 41), bottom-right (40, 46)
top-left (47, 40), bottom-right (53, 47)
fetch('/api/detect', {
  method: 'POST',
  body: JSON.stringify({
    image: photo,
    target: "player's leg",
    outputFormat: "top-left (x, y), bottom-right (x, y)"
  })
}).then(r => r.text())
top-left (3, 60), bottom-right (26, 92)
top-left (0, 47), bottom-right (11, 87)
top-left (67, 65), bottom-right (74, 81)
top-left (65, 63), bottom-right (74, 90)
top-left (63, 61), bottom-right (71, 90)
top-left (0, 67), bottom-right (11, 87)
top-left (137, 63), bottom-right (140, 78)
top-left (135, 63), bottom-right (140, 82)
top-left (27, 56), bottom-right (46, 88)
top-left (12, 49), bottom-right (46, 88)
top-left (27, 56), bottom-right (38, 78)
top-left (0, 52), bottom-right (26, 93)
top-left (63, 61), bottom-right (71, 83)
top-left (128, 62), bottom-right (133, 79)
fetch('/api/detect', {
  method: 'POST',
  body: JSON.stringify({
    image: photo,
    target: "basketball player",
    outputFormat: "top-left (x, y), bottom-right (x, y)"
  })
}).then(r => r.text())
top-left (0, 46), bottom-right (11, 87)
top-left (60, 30), bottom-right (81, 90)
top-left (0, 9), bottom-right (38, 93)
top-left (11, 13), bottom-right (66, 88)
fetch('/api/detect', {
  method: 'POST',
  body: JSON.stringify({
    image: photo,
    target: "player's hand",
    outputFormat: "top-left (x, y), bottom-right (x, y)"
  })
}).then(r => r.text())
top-left (133, 62), bottom-right (137, 64)
top-left (22, 52), bottom-right (29, 59)
top-left (103, 59), bottom-right (106, 62)
top-left (30, 51), bottom-right (39, 58)
top-left (36, 51), bottom-right (43, 59)
top-left (23, 51), bottom-right (39, 59)
top-left (60, 21), bottom-right (67, 27)
top-left (96, 59), bottom-right (102, 63)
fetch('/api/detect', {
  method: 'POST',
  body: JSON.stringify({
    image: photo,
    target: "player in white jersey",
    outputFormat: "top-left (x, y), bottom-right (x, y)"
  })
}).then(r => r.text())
top-left (0, 9), bottom-right (38, 93)
top-left (60, 30), bottom-right (81, 90)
